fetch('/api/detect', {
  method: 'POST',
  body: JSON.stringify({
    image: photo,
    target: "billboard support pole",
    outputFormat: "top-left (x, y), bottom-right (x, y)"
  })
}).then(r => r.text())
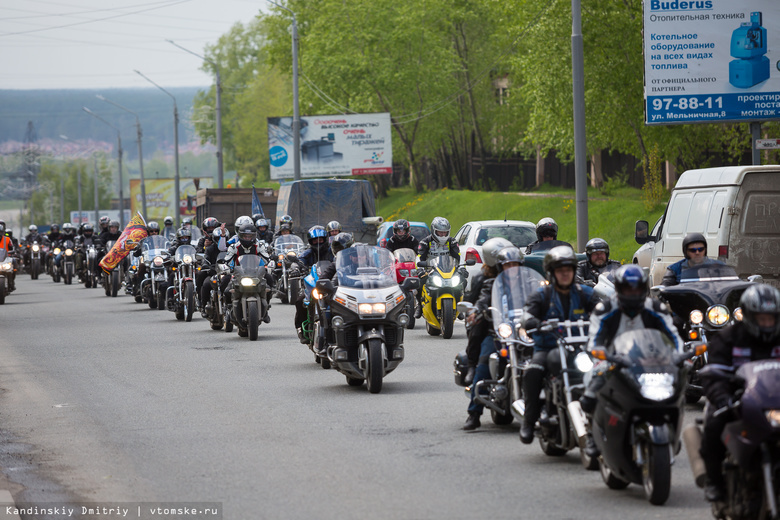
top-left (752, 122), bottom-right (762, 165)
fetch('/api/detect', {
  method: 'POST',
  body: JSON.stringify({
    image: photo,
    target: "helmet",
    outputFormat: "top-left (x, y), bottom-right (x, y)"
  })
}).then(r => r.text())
top-left (393, 219), bottom-right (410, 237)
top-left (252, 213), bottom-right (264, 223)
top-left (164, 216), bottom-right (174, 226)
top-left (109, 220), bottom-right (119, 231)
top-left (176, 227), bottom-right (192, 245)
top-left (682, 232), bottom-right (707, 259)
top-left (279, 223), bottom-right (292, 234)
top-left (481, 237), bottom-right (513, 267)
top-left (50, 224), bottom-right (60, 233)
top-left (740, 285), bottom-right (780, 343)
top-left (431, 216), bottom-right (451, 245)
top-left (536, 217), bottom-right (558, 241)
top-left (202, 217), bottom-right (219, 233)
top-left (99, 216), bottom-right (110, 228)
top-left (255, 218), bottom-right (270, 230)
top-left (238, 223), bottom-right (257, 248)
top-left (182, 217), bottom-right (193, 226)
top-left (613, 264), bottom-right (648, 317)
top-left (234, 216), bottom-right (253, 230)
top-left (29, 224), bottom-right (38, 233)
top-left (307, 225), bottom-right (327, 246)
top-left (543, 245), bottom-right (578, 283)
top-left (82, 223), bottom-right (94, 237)
top-left (496, 246), bottom-right (524, 271)
top-left (331, 232), bottom-right (355, 256)
top-left (280, 215), bottom-right (293, 228)
top-left (326, 220), bottom-right (342, 236)
top-left (62, 222), bottom-right (76, 235)
top-left (585, 238), bottom-right (610, 266)
top-left (147, 221), bottom-right (160, 234)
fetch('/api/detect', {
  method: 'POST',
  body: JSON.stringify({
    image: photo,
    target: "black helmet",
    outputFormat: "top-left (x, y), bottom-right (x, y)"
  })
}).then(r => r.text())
top-left (543, 245), bottom-right (577, 285)
top-left (393, 219), bottom-right (410, 237)
top-left (331, 232), bottom-right (355, 256)
top-left (585, 238), bottom-right (610, 266)
top-left (682, 232), bottom-right (707, 259)
top-left (496, 246), bottom-right (524, 271)
top-left (481, 237), bottom-right (513, 268)
top-left (307, 225), bottom-right (327, 246)
top-left (326, 220), bottom-right (342, 236)
top-left (99, 216), bottom-right (110, 229)
top-left (82, 223), bottom-right (94, 237)
top-left (202, 217), bottom-right (219, 233)
top-left (147, 221), bottom-right (160, 234)
top-left (238, 223), bottom-right (257, 248)
top-left (431, 216), bottom-right (451, 244)
top-left (182, 217), bottom-right (193, 226)
top-left (278, 223), bottom-right (292, 234)
top-left (280, 215), bottom-right (293, 228)
top-left (740, 285), bottom-right (780, 343)
top-left (176, 227), bottom-right (192, 245)
top-left (50, 224), bottom-right (60, 233)
top-left (164, 216), bottom-right (174, 226)
top-left (536, 217), bottom-right (558, 241)
top-left (613, 264), bottom-right (648, 317)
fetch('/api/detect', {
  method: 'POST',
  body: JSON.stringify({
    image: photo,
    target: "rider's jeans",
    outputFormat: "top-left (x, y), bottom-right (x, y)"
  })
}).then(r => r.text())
top-left (467, 336), bottom-right (498, 415)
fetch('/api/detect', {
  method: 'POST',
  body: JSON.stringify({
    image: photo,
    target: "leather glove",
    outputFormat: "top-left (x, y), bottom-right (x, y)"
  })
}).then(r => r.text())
top-left (524, 316), bottom-right (540, 330)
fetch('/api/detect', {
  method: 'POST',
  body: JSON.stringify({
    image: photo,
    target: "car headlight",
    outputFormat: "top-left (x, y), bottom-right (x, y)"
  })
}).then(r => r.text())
top-left (65, 248), bottom-right (73, 256)
top-left (689, 310), bottom-right (703, 325)
top-left (733, 307), bottom-right (743, 322)
top-left (358, 303), bottom-right (386, 315)
top-left (32, 244), bottom-right (40, 252)
top-left (497, 322), bottom-right (513, 339)
top-left (574, 351), bottom-right (594, 373)
top-left (765, 410), bottom-right (780, 428)
top-left (706, 304), bottom-right (730, 327)
top-left (430, 276), bottom-right (443, 287)
top-left (182, 255), bottom-right (193, 264)
top-left (240, 277), bottom-right (257, 287)
top-left (153, 256), bottom-right (163, 266)
top-left (638, 373), bottom-right (675, 401)
top-left (450, 275), bottom-right (461, 286)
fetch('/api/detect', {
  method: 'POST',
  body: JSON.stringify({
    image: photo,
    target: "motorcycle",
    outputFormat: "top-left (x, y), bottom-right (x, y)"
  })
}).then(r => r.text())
top-left (417, 255), bottom-right (472, 338)
top-left (315, 244), bottom-right (419, 393)
top-left (273, 235), bottom-right (305, 304)
top-left (590, 329), bottom-right (702, 505)
top-left (684, 360), bottom-right (780, 520)
top-left (60, 239), bottom-right (76, 285)
top-left (138, 236), bottom-right (172, 310)
top-left (202, 252), bottom-right (230, 331)
top-left (654, 263), bottom-right (756, 403)
top-left (26, 240), bottom-right (43, 280)
top-left (83, 243), bottom-right (101, 289)
top-left (454, 266), bottom-right (547, 426)
top-left (0, 249), bottom-right (13, 304)
top-left (302, 260), bottom-right (335, 367)
top-left (100, 240), bottom-right (123, 298)
top-left (167, 244), bottom-right (197, 322)
top-left (228, 255), bottom-right (269, 341)
top-left (50, 244), bottom-right (62, 282)
top-left (394, 248), bottom-right (418, 330)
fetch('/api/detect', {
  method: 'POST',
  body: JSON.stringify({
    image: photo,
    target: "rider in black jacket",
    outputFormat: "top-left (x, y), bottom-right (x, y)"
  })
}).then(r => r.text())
top-left (385, 219), bottom-right (420, 254)
top-left (525, 218), bottom-right (572, 255)
top-left (575, 238), bottom-right (621, 286)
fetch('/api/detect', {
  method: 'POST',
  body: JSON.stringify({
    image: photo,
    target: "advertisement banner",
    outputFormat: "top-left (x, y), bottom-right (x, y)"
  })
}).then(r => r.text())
top-left (129, 178), bottom-right (212, 222)
top-left (644, 1), bottom-right (780, 124)
top-left (98, 212), bottom-right (148, 273)
top-left (268, 113), bottom-right (393, 179)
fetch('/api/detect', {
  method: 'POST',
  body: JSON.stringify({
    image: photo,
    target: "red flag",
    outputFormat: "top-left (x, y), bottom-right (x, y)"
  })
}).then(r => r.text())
top-left (99, 213), bottom-right (148, 273)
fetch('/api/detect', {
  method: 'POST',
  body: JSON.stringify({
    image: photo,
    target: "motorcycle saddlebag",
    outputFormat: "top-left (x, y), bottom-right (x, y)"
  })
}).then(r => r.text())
top-left (453, 350), bottom-right (469, 387)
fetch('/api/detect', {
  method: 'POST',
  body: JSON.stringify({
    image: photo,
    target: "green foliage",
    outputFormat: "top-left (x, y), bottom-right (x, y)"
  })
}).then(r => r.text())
top-left (642, 145), bottom-right (666, 211)
top-left (600, 167), bottom-right (629, 197)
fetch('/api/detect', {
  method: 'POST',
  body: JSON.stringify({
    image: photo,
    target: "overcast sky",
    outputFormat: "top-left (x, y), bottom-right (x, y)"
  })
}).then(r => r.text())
top-left (0, 0), bottom-right (269, 90)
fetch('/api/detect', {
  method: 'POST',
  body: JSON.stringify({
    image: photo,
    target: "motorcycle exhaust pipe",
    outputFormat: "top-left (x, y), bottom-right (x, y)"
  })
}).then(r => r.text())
top-left (682, 425), bottom-right (707, 488)
top-left (567, 401), bottom-right (588, 439)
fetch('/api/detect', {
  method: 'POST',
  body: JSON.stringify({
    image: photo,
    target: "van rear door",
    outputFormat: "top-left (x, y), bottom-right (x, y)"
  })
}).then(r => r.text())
top-left (729, 171), bottom-right (780, 287)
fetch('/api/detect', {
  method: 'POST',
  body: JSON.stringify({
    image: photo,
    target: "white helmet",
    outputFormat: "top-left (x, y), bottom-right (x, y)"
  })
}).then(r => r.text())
top-left (234, 215), bottom-right (253, 230)
top-left (481, 237), bottom-right (513, 267)
top-left (431, 216), bottom-right (451, 245)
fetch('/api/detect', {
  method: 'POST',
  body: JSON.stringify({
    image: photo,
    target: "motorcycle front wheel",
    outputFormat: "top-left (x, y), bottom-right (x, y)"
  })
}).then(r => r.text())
top-left (31, 259), bottom-right (39, 280)
top-left (110, 270), bottom-right (120, 297)
top-left (184, 282), bottom-right (195, 322)
top-left (0, 278), bottom-right (5, 304)
top-left (642, 441), bottom-right (671, 505)
top-left (247, 300), bottom-right (259, 341)
top-left (441, 304), bottom-right (454, 339)
top-left (365, 338), bottom-right (384, 394)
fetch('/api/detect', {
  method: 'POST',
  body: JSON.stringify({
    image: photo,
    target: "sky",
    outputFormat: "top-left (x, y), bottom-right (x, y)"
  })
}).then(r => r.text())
top-left (0, 0), bottom-right (270, 90)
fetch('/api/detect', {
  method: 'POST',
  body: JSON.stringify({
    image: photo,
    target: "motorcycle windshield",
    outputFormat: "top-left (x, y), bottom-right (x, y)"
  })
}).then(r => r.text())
top-left (234, 254), bottom-right (265, 277)
top-left (612, 330), bottom-right (676, 369)
top-left (174, 245), bottom-right (197, 264)
top-left (274, 235), bottom-right (305, 256)
top-left (429, 255), bottom-right (457, 274)
top-left (141, 236), bottom-right (171, 262)
top-left (394, 248), bottom-right (417, 263)
top-left (0, 249), bottom-right (6, 262)
top-left (336, 245), bottom-right (396, 289)
top-left (491, 266), bottom-right (547, 326)
top-left (681, 263), bottom-right (739, 283)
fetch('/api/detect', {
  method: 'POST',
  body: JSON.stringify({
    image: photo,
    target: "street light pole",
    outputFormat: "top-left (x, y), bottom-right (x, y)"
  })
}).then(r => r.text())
top-left (267, 0), bottom-right (301, 181)
top-left (82, 107), bottom-right (126, 227)
top-left (93, 154), bottom-right (100, 227)
top-left (571, 0), bottom-right (588, 252)
top-left (135, 70), bottom-right (181, 227)
top-left (96, 94), bottom-right (147, 219)
top-left (167, 40), bottom-right (224, 188)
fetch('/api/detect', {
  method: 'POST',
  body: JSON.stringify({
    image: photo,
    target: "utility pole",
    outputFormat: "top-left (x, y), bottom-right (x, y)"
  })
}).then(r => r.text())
top-left (93, 155), bottom-right (100, 227)
top-left (82, 107), bottom-right (126, 227)
top-left (572, 0), bottom-right (589, 252)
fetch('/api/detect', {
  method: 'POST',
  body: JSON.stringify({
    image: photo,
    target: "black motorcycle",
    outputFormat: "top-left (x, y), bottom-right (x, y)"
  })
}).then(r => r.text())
top-left (590, 329), bottom-right (702, 505)
top-left (167, 244), bottom-right (197, 322)
top-left (229, 255), bottom-right (269, 341)
top-left (273, 235), bottom-right (304, 304)
top-left (60, 239), bottom-right (76, 285)
top-left (316, 244), bottom-right (418, 393)
top-left (83, 242), bottom-right (101, 289)
top-left (654, 263), bottom-right (756, 403)
top-left (202, 252), bottom-right (230, 331)
top-left (685, 360), bottom-right (780, 520)
top-left (100, 240), bottom-right (123, 297)
top-left (27, 240), bottom-right (43, 280)
top-left (138, 236), bottom-right (172, 310)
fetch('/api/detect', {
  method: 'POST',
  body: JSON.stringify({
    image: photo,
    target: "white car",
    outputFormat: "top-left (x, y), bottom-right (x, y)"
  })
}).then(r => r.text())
top-left (453, 220), bottom-right (537, 291)
top-left (632, 216), bottom-right (663, 269)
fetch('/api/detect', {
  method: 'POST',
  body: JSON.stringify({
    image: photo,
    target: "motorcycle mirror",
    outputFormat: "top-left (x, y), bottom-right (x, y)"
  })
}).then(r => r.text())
top-left (316, 279), bottom-right (334, 295)
top-left (748, 274), bottom-right (764, 283)
top-left (416, 260), bottom-right (429, 268)
top-left (401, 277), bottom-right (420, 291)
top-left (456, 301), bottom-right (474, 314)
top-left (464, 258), bottom-right (476, 266)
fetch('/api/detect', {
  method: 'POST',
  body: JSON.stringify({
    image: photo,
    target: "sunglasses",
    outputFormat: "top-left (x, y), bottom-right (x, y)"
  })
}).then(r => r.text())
top-left (687, 247), bottom-right (705, 253)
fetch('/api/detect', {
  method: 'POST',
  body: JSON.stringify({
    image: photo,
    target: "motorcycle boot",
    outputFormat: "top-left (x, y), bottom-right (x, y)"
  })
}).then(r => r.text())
top-left (463, 412), bottom-right (481, 431)
top-left (703, 457), bottom-right (726, 502)
top-left (520, 361), bottom-right (544, 444)
top-left (297, 327), bottom-right (307, 344)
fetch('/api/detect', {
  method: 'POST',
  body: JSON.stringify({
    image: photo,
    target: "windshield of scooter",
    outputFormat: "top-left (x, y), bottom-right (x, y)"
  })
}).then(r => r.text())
top-left (612, 329), bottom-right (676, 369)
top-left (491, 266), bottom-right (547, 326)
top-left (336, 245), bottom-right (396, 289)
top-left (174, 244), bottom-right (197, 264)
top-left (394, 248), bottom-right (417, 264)
top-left (274, 235), bottom-right (305, 257)
top-left (681, 263), bottom-right (739, 283)
top-left (141, 236), bottom-right (171, 262)
top-left (234, 254), bottom-right (266, 277)
top-left (429, 254), bottom-right (458, 274)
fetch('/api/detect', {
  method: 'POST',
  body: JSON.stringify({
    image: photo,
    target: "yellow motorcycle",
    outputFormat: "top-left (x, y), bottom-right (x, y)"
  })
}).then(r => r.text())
top-left (417, 255), bottom-right (471, 338)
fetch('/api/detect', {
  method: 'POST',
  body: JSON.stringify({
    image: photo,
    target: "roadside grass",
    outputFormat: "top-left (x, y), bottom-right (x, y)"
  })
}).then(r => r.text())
top-left (376, 187), bottom-right (666, 264)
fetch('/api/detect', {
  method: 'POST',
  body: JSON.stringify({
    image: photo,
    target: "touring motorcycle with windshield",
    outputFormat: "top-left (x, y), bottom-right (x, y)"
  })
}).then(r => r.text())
top-left (167, 244), bottom-right (198, 321)
top-left (228, 255), bottom-right (269, 341)
top-left (138, 235), bottom-right (172, 310)
top-left (273, 235), bottom-right (305, 304)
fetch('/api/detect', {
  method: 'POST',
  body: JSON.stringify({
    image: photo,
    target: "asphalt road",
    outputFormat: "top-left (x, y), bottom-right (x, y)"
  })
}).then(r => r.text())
top-left (0, 275), bottom-right (715, 520)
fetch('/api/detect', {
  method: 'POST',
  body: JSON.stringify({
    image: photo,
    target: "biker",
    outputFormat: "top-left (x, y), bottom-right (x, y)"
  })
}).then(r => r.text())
top-left (75, 223), bottom-right (99, 279)
top-left (385, 219), bottom-right (420, 254)
top-left (98, 216), bottom-right (111, 235)
top-left (461, 239), bottom-right (516, 430)
top-left (576, 238), bottom-right (621, 287)
top-left (525, 217), bottom-right (572, 254)
top-left (199, 226), bottom-right (230, 315)
top-left (54, 223), bottom-right (77, 269)
top-left (293, 226), bottom-right (335, 342)
top-left (273, 215), bottom-right (295, 241)
top-left (699, 284), bottom-right (780, 502)
top-left (23, 224), bottom-right (45, 269)
top-left (228, 216), bottom-right (255, 246)
top-left (96, 220), bottom-right (120, 247)
top-left (47, 224), bottom-right (62, 246)
top-left (255, 218), bottom-right (274, 245)
top-left (162, 216), bottom-right (176, 241)
top-left (520, 245), bottom-right (596, 444)
top-left (0, 221), bottom-right (16, 291)
top-left (580, 264), bottom-right (682, 456)
top-left (416, 216), bottom-right (462, 318)
top-left (195, 217), bottom-right (226, 311)
top-left (325, 221), bottom-right (342, 243)
top-left (662, 232), bottom-right (725, 286)
top-left (223, 223), bottom-right (273, 323)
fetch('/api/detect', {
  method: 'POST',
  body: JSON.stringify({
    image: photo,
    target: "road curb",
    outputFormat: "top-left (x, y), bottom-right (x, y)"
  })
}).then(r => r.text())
top-left (0, 490), bottom-right (21, 520)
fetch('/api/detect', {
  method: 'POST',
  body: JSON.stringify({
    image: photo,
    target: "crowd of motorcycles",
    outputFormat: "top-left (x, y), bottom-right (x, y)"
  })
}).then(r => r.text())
top-left (4, 219), bottom-right (780, 520)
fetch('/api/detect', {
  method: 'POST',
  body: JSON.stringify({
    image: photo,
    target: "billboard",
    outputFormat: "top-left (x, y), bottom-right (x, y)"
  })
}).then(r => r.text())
top-left (129, 178), bottom-right (213, 222)
top-left (644, 1), bottom-right (780, 124)
top-left (268, 113), bottom-right (393, 179)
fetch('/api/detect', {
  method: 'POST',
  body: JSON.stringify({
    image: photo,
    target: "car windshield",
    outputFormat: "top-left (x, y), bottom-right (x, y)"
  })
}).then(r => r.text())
top-left (274, 235), bottom-right (305, 256)
top-left (174, 244), bottom-right (197, 263)
top-left (491, 266), bottom-right (547, 325)
top-left (612, 330), bottom-right (676, 368)
top-left (394, 248), bottom-right (416, 263)
top-left (681, 263), bottom-right (739, 282)
top-left (336, 245), bottom-right (396, 289)
top-left (475, 225), bottom-right (536, 247)
top-left (141, 236), bottom-right (171, 261)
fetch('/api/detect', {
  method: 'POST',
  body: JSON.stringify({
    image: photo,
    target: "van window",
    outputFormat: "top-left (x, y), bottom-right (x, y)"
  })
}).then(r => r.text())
top-left (707, 191), bottom-right (729, 234)
top-left (742, 192), bottom-right (780, 235)
top-left (667, 193), bottom-right (693, 236)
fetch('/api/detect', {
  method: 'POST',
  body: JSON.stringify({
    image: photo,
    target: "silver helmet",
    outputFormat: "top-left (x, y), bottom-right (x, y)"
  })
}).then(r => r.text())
top-left (481, 237), bottom-right (513, 267)
top-left (431, 216), bottom-right (451, 245)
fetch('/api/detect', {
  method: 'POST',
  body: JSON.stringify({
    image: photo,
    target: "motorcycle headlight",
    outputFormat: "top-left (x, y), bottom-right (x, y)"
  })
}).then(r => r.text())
top-left (153, 256), bottom-right (163, 267)
top-left (497, 322), bottom-right (513, 339)
top-left (287, 250), bottom-right (297, 258)
top-left (574, 351), bottom-right (594, 373)
top-left (182, 255), bottom-right (193, 264)
top-left (0, 262), bottom-right (12, 272)
top-left (706, 305), bottom-right (730, 327)
top-left (32, 244), bottom-right (40, 252)
top-left (765, 410), bottom-right (780, 428)
top-left (637, 373), bottom-right (675, 401)
top-left (733, 307), bottom-right (743, 322)
top-left (358, 303), bottom-right (386, 315)
top-left (240, 277), bottom-right (257, 287)
top-left (54, 248), bottom-right (61, 255)
top-left (450, 275), bottom-right (461, 286)
top-left (430, 275), bottom-right (443, 287)
top-left (689, 310), bottom-right (703, 325)
top-left (65, 248), bottom-right (73, 256)
top-left (399, 269), bottom-right (409, 277)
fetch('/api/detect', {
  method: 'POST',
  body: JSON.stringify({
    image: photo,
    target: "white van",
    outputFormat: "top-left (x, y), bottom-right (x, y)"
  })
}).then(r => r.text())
top-left (634, 165), bottom-right (780, 287)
